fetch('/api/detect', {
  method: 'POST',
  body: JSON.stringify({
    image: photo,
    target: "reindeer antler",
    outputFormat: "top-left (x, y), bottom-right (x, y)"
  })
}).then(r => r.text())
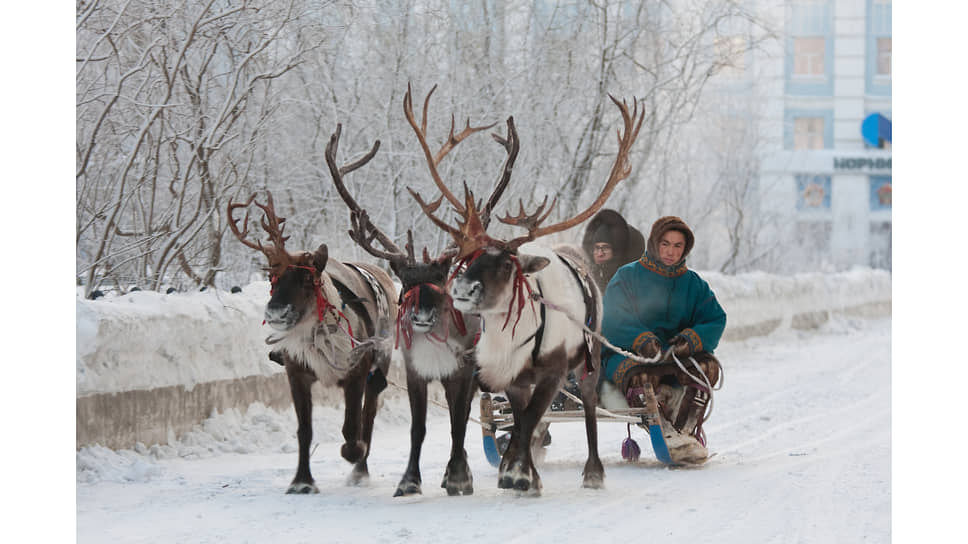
top-left (499, 95), bottom-right (644, 249)
top-left (403, 83), bottom-right (496, 215)
top-left (323, 123), bottom-right (413, 266)
top-left (481, 116), bottom-right (519, 229)
top-left (226, 191), bottom-right (293, 275)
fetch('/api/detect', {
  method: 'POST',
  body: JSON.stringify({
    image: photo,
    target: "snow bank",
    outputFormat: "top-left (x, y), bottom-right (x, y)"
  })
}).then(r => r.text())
top-left (76, 283), bottom-right (277, 396)
top-left (75, 267), bottom-right (890, 449)
top-left (706, 266), bottom-right (892, 339)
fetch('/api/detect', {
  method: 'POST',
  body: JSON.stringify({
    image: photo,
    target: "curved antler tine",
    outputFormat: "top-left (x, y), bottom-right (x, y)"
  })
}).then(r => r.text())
top-left (482, 116), bottom-right (519, 228)
top-left (339, 141), bottom-right (380, 177)
top-left (227, 194), bottom-right (263, 252)
top-left (250, 192), bottom-right (290, 255)
top-left (347, 210), bottom-right (408, 264)
top-left (421, 84), bottom-right (437, 135)
top-left (324, 123), bottom-right (404, 260)
top-left (405, 230), bottom-right (417, 266)
top-left (407, 187), bottom-right (461, 238)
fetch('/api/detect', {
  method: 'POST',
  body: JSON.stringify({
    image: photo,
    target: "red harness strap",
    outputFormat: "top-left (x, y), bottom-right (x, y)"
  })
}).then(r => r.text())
top-left (502, 255), bottom-right (536, 338)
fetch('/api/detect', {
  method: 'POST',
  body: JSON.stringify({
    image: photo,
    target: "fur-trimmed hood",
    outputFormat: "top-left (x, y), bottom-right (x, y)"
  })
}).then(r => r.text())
top-left (645, 216), bottom-right (694, 265)
top-left (581, 209), bottom-right (645, 291)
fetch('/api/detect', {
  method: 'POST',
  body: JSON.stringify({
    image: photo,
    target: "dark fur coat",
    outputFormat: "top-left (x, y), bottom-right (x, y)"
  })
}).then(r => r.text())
top-left (581, 209), bottom-right (645, 292)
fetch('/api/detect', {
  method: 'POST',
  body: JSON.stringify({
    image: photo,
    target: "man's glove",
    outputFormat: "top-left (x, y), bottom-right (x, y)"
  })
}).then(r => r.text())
top-left (669, 335), bottom-right (694, 357)
top-left (637, 338), bottom-right (662, 360)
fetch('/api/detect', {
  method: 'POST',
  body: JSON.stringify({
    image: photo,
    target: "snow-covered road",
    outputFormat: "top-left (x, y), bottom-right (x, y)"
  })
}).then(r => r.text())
top-left (77, 315), bottom-right (890, 543)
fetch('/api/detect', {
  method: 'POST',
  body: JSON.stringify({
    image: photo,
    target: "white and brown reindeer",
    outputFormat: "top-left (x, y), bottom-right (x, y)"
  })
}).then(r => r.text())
top-left (226, 190), bottom-right (398, 494)
top-left (409, 94), bottom-right (644, 493)
top-left (322, 86), bottom-right (519, 496)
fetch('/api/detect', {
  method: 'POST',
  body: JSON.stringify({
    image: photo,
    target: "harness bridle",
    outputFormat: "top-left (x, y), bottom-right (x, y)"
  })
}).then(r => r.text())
top-left (395, 282), bottom-right (469, 350)
top-left (268, 263), bottom-right (358, 348)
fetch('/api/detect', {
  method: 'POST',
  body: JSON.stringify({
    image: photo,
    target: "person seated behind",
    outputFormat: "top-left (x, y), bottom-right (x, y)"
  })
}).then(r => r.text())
top-left (601, 216), bottom-right (726, 464)
top-left (581, 209), bottom-right (646, 294)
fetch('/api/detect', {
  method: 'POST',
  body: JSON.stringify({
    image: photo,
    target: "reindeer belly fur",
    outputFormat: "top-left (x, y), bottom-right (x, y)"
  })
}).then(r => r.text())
top-left (406, 336), bottom-right (464, 381)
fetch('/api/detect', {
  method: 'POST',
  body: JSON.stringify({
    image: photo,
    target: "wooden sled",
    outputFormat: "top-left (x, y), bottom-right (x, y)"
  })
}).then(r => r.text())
top-left (479, 382), bottom-right (677, 466)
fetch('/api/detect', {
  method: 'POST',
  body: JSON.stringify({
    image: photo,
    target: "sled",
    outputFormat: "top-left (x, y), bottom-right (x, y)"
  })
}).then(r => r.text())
top-left (479, 381), bottom-right (679, 467)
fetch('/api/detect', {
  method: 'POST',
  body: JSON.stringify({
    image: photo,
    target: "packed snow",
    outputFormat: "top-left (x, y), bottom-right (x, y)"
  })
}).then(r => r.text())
top-left (75, 314), bottom-right (891, 543)
top-left (68, 268), bottom-right (903, 543)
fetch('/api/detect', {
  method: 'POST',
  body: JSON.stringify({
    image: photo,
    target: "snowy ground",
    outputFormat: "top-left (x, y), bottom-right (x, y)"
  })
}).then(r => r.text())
top-left (76, 314), bottom-right (891, 543)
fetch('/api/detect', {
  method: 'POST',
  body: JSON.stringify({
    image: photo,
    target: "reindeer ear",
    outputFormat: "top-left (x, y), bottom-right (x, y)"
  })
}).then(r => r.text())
top-left (313, 244), bottom-right (329, 271)
top-left (518, 255), bottom-right (550, 274)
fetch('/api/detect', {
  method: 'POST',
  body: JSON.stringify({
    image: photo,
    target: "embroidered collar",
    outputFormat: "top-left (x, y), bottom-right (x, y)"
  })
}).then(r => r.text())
top-left (638, 251), bottom-right (688, 278)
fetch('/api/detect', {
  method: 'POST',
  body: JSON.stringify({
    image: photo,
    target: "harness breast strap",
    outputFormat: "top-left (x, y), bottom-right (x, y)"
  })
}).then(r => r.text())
top-left (512, 278), bottom-right (546, 362)
top-left (556, 254), bottom-right (597, 373)
top-left (530, 279), bottom-right (546, 364)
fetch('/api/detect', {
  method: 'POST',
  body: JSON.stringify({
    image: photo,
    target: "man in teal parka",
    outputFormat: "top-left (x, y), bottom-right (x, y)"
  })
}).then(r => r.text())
top-left (602, 216), bottom-right (725, 463)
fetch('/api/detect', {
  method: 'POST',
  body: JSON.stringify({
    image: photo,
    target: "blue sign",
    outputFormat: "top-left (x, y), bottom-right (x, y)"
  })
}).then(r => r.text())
top-left (861, 113), bottom-right (892, 147)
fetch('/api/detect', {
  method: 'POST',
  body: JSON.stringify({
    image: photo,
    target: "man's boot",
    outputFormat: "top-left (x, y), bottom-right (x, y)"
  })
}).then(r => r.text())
top-left (655, 383), bottom-right (710, 464)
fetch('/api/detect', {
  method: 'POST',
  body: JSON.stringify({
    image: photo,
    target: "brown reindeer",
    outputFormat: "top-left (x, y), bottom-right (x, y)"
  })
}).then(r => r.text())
top-left (410, 94), bottom-right (644, 493)
top-left (322, 87), bottom-right (518, 496)
top-left (227, 191), bottom-right (398, 494)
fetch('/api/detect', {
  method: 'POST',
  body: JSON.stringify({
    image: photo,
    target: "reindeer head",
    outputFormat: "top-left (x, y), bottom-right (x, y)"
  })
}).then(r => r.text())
top-left (227, 192), bottom-right (333, 331)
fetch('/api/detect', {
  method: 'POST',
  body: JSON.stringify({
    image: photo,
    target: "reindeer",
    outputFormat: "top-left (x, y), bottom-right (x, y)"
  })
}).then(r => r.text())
top-left (226, 191), bottom-right (398, 494)
top-left (322, 86), bottom-right (519, 496)
top-left (409, 94), bottom-right (644, 493)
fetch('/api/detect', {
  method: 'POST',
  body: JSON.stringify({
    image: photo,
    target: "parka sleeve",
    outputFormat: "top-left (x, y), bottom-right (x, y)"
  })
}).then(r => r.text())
top-left (678, 276), bottom-right (726, 354)
top-left (601, 269), bottom-right (659, 355)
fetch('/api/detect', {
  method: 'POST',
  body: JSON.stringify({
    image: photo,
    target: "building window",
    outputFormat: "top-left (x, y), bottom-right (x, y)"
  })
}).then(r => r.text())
top-left (785, 109), bottom-right (832, 149)
top-left (796, 174), bottom-right (831, 210)
top-left (793, 37), bottom-right (825, 77)
top-left (866, 0), bottom-right (892, 95)
top-left (870, 176), bottom-right (892, 210)
top-left (876, 37), bottom-right (891, 76)
top-left (786, 1), bottom-right (833, 95)
top-left (793, 117), bottom-right (825, 149)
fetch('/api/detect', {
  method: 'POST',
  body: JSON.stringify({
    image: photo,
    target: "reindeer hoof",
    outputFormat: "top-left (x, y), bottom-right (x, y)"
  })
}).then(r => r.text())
top-left (394, 481), bottom-right (422, 497)
top-left (347, 465), bottom-right (369, 486)
top-left (341, 441), bottom-right (366, 463)
top-left (443, 479), bottom-right (473, 496)
top-left (441, 463), bottom-right (473, 496)
top-left (286, 482), bottom-right (319, 494)
top-left (513, 478), bottom-right (531, 492)
top-left (498, 475), bottom-right (516, 489)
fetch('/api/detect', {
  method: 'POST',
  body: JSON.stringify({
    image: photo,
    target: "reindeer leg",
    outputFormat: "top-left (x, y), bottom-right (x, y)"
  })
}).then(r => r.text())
top-left (339, 357), bottom-right (368, 475)
top-left (499, 375), bottom-right (558, 493)
top-left (395, 364), bottom-right (427, 497)
top-left (284, 360), bottom-right (319, 494)
top-left (578, 350), bottom-right (605, 489)
top-left (498, 385), bottom-right (528, 489)
top-left (440, 363), bottom-right (476, 496)
top-left (350, 360), bottom-right (385, 485)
